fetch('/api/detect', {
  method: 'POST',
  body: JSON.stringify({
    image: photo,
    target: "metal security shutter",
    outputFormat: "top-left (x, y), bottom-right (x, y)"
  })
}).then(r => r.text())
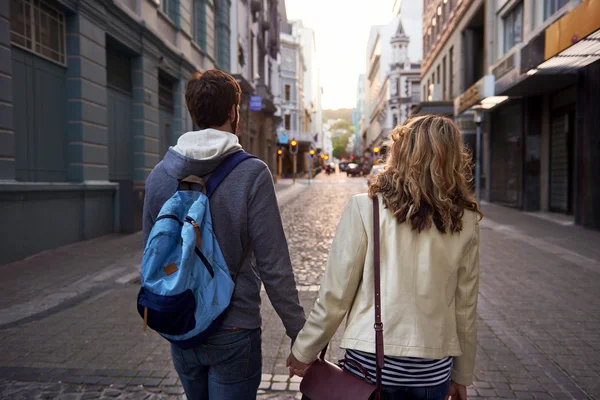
top-left (550, 114), bottom-right (569, 212)
top-left (106, 47), bottom-right (132, 94)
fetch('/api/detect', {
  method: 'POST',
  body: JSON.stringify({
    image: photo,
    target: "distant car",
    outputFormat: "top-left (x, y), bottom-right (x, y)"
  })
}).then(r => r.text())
top-left (339, 162), bottom-right (349, 172)
top-left (367, 165), bottom-right (385, 184)
top-left (346, 163), bottom-right (362, 177)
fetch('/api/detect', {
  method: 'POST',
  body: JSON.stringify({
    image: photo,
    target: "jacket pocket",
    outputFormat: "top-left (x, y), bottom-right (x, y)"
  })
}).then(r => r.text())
top-left (137, 287), bottom-right (196, 335)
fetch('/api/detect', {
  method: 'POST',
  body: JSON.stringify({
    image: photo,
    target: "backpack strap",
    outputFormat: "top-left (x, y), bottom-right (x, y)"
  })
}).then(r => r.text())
top-left (205, 151), bottom-right (256, 197)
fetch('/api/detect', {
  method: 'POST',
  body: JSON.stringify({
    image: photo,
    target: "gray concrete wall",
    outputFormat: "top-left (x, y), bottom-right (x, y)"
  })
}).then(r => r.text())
top-left (0, 182), bottom-right (116, 265)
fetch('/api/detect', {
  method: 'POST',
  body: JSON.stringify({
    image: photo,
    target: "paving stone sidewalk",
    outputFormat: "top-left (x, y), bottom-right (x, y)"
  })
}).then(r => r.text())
top-left (1, 174), bottom-right (600, 399)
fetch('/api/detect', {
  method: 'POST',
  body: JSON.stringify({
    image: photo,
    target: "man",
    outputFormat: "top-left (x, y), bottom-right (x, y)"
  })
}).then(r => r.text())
top-left (143, 70), bottom-right (306, 399)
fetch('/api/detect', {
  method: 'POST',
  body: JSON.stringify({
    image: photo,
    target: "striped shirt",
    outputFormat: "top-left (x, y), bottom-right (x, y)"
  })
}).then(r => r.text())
top-left (344, 349), bottom-right (452, 387)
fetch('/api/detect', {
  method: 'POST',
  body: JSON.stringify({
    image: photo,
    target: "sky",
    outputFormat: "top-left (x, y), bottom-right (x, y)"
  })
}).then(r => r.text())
top-left (285, 0), bottom-right (423, 110)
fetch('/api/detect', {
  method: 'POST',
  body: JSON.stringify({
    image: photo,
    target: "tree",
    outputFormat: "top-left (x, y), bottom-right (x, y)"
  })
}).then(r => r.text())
top-left (332, 145), bottom-right (348, 160)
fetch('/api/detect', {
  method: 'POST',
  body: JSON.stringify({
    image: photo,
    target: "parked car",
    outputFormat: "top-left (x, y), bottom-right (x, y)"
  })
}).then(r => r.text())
top-left (367, 165), bottom-right (385, 184)
top-left (339, 162), bottom-right (349, 172)
top-left (346, 163), bottom-right (362, 177)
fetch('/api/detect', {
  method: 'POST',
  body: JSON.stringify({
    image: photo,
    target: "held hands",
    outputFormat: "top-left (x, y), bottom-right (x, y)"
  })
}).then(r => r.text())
top-left (286, 353), bottom-right (311, 378)
top-left (445, 381), bottom-right (468, 400)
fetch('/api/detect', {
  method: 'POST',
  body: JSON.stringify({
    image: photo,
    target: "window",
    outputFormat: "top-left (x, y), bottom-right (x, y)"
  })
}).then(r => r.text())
top-left (544, 0), bottom-right (568, 20)
top-left (193, 0), bottom-right (206, 51)
top-left (162, 0), bottom-right (178, 24)
top-left (284, 84), bottom-right (291, 101)
top-left (284, 115), bottom-right (291, 130)
top-left (437, 65), bottom-right (441, 84)
top-left (449, 47), bottom-right (454, 98)
top-left (10, 0), bottom-right (66, 64)
top-left (503, 2), bottom-right (523, 53)
top-left (393, 114), bottom-right (398, 127)
top-left (442, 56), bottom-right (447, 100)
top-left (214, 0), bottom-right (230, 72)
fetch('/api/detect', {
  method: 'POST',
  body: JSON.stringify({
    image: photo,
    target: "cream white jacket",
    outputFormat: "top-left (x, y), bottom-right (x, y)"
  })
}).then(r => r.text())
top-left (291, 193), bottom-right (480, 386)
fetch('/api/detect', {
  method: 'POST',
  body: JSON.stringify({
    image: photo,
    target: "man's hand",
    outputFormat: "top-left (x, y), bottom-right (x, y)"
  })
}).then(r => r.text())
top-left (286, 353), bottom-right (311, 378)
top-left (445, 381), bottom-right (467, 400)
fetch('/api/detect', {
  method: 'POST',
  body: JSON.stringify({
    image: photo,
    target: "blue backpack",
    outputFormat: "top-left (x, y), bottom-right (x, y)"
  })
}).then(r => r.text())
top-left (137, 151), bottom-right (255, 349)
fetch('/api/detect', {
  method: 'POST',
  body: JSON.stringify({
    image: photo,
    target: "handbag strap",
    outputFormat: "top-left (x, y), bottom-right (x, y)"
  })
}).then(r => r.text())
top-left (372, 196), bottom-right (384, 398)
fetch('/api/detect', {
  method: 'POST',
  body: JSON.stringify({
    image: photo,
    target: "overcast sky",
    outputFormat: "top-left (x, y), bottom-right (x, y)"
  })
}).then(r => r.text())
top-left (285, 0), bottom-right (423, 110)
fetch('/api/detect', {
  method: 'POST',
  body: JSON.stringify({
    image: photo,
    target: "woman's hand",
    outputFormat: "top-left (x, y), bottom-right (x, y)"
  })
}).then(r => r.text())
top-left (286, 353), bottom-right (311, 378)
top-left (445, 380), bottom-right (467, 400)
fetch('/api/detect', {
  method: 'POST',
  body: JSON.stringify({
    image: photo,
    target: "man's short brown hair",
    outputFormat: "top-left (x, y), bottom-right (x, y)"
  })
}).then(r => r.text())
top-left (185, 70), bottom-right (242, 129)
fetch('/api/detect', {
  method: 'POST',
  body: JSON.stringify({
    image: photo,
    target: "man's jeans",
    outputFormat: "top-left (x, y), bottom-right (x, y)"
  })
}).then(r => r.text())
top-left (171, 328), bottom-right (262, 400)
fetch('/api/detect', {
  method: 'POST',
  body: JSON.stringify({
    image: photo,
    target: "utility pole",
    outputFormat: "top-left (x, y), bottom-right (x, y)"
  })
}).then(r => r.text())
top-left (290, 140), bottom-right (298, 185)
top-left (277, 149), bottom-right (283, 179)
top-left (474, 108), bottom-right (483, 202)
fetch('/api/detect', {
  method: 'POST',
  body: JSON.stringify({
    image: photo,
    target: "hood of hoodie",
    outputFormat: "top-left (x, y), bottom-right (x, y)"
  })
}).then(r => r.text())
top-left (162, 129), bottom-right (243, 179)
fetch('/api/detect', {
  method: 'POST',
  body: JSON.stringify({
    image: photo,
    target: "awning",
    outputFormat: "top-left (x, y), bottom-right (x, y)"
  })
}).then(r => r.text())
top-left (540, 0), bottom-right (600, 72)
top-left (410, 101), bottom-right (454, 117)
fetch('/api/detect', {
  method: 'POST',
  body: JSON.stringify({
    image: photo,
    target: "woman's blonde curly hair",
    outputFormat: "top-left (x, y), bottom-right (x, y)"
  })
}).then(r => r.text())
top-left (368, 115), bottom-right (482, 234)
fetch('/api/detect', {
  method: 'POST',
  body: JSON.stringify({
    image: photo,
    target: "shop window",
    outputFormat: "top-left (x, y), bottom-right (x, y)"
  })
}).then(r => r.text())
top-left (544, 0), bottom-right (569, 20)
top-left (503, 2), bottom-right (523, 53)
top-left (285, 84), bottom-right (291, 101)
top-left (10, 0), bottom-right (66, 65)
top-left (162, 0), bottom-right (179, 25)
top-left (193, 0), bottom-right (206, 51)
top-left (214, 0), bottom-right (230, 72)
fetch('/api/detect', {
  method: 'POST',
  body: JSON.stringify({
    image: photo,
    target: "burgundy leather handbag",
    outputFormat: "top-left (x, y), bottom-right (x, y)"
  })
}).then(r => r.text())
top-left (299, 197), bottom-right (384, 400)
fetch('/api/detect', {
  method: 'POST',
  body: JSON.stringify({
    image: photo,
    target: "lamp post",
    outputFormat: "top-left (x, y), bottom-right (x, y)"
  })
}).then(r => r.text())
top-left (473, 107), bottom-right (483, 202)
top-left (290, 139), bottom-right (298, 184)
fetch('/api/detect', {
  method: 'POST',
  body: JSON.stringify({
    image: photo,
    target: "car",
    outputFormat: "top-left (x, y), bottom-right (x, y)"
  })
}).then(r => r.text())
top-left (367, 165), bottom-right (385, 184)
top-left (339, 162), bottom-right (349, 172)
top-left (346, 163), bottom-right (362, 177)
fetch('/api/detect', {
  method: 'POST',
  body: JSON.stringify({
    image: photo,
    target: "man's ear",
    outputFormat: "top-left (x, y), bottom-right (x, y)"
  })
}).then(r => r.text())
top-left (229, 105), bottom-right (237, 122)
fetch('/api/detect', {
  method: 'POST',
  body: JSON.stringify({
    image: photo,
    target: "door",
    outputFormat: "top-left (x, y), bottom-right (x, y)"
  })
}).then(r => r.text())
top-left (106, 45), bottom-right (133, 181)
top-left (549, 111), bottom-right (574, 213)
top-left (159, 73), bottom-right (175, 159)
top-left (490, 102), bottom-right (523, 207)
top-left (12, 48), bottom-right (67, 182)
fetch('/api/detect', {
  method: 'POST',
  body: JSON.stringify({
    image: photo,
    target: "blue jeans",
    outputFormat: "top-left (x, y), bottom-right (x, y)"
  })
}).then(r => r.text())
top-left (382, 379), bottom-right (451, 400)
top-left (170, 328), bottom-right (262, 400)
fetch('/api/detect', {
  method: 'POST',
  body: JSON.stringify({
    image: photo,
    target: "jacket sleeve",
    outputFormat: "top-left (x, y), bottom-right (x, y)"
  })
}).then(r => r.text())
top-left (248, 167), bottom-right (306, 341)
top-left (291, 196), bottom-right (368, 364)
top-left (452, 218), bottom-right (480, 386)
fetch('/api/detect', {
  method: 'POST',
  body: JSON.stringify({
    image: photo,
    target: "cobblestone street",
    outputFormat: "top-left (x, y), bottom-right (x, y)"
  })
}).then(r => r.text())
top-left (1, 173), bottom-right (600, 399)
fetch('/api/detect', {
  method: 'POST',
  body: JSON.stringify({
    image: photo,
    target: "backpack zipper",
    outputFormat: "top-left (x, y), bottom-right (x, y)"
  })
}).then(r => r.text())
top-left (154, 214), bottom-right (215, 278)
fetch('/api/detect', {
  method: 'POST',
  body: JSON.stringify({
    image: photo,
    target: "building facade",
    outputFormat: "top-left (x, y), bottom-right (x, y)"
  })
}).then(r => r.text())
top-left (352, 74), bottom-right (365, 156)
top-left (363, 14), bottom-right (421, 155)
top-left (277, 19), bottom-right (321, 177)
top-left (420, 0), bottom-right (600, 231)
top-left (229, 0), bottom-right (281, 177)
top-left (0, 0), bottom-right (283, 264)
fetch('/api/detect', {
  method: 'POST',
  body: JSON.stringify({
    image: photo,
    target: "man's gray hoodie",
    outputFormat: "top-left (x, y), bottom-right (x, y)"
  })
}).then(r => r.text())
top-left (142, 129), bottom-right (306, 340)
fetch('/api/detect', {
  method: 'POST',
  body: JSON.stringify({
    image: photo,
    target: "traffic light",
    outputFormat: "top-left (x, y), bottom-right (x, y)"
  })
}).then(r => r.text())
top-left (373, 147), bottom-right (380, 154)
top-left (309, 149), bottom-right (315, 156)
top-left (290, 139), bottom-right (298, 155)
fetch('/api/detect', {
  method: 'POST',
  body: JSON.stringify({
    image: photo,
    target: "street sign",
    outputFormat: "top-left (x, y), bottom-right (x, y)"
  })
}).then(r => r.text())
top-left (277, 130), bottom-right (289, 144)
top-left (249, 96), bottom-right (262, 111)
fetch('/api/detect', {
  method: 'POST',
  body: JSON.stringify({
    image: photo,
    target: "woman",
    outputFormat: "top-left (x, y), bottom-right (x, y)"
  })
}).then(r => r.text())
top-left (287, 116), bottom-right (481, 400)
